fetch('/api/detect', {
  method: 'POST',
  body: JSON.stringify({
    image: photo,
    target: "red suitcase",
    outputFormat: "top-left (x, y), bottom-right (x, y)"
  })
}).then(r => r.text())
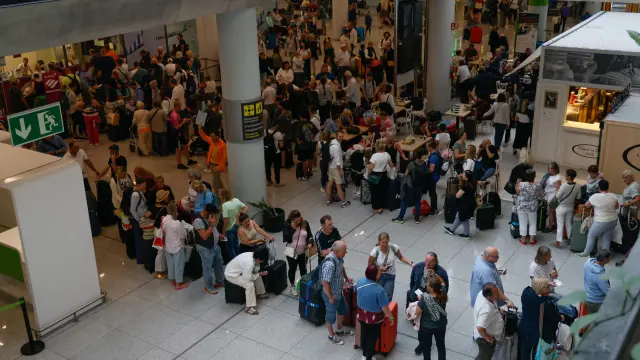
top-left (470, 27), bottom-right (482, 44)
top-left (375, 301), bottom-right (398, 354)
top-left (342, 285), bottom-right (358, 327)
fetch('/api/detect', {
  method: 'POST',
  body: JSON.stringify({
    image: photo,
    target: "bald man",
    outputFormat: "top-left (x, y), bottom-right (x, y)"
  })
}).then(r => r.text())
top-left (470, 247), bottom-right (514, 308)
top-left (321, 240), bottom-right (354, 345)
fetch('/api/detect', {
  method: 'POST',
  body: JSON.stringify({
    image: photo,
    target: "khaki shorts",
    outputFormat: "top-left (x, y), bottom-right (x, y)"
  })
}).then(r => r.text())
top-left (328, 168), bottom-right (343, 184)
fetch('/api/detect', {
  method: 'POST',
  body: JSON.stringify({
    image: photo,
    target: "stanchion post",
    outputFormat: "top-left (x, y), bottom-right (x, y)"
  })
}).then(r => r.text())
top-left (19, 297), bottom-right (45, 356)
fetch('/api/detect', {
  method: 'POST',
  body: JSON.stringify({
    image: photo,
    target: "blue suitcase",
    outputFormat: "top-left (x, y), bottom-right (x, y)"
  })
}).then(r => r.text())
top-left (266, 33), bottom-right (277, 49)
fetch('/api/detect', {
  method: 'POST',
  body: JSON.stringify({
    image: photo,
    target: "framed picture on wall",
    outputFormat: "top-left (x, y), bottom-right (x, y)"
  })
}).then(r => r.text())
top-left (544, 91), bottom-right (558, 109)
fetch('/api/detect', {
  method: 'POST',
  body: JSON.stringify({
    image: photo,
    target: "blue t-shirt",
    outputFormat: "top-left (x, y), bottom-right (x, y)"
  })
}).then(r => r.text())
top-left (315, 72), bottom-right (335, 81)
top-left (470, 256), bottom-right (504, 307)
top-left (355, 278), bottom-right (389, 313)
top-left (428, 153), bottom-right (441, 182)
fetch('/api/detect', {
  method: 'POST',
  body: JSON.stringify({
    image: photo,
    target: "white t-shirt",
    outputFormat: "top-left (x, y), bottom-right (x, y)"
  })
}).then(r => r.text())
top-left (463, 158), bottom-right (475, 172)
top-left (435, 132), bottom-right (450, 144)
top-left (369, 244), bottom-right (400, 275)
top-left (588, 192), bottom-right (618, 222)
top-left (262, 86), bottom-right (277, 105)
top-left (269, 130), bottom-right (283, 154)
top-left (516, 113), bottom-right (530, 123)
top-left (64, 149), bottom-right (88, 177)
top-left (473, 292), bottom-right (504, 340)
top-left (329, 139), bottom-right (343, 169)
top-left (370, 152), bottom-right (391, 172)
top-left (204, 80), bottom-right (217, 94)
top-left (457, 65), bottom-right (471, 83)
top-left (544, 174), bottom-right (563, 202)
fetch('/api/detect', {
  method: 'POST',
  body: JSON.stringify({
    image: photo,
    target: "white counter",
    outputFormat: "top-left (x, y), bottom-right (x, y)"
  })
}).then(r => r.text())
top-left (563, 121), bottom-right (600, 135)
top-left (0, 227), bottom-right (24, 262)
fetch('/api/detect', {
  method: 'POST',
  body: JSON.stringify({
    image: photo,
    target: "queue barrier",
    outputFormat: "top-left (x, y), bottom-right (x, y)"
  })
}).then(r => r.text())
top-left (0, 297), bottom-right (45, 356)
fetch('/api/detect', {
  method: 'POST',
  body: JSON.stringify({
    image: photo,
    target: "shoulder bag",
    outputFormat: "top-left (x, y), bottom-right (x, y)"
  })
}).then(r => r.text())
top-left (549, 183), bottom-right (575, 209)
top-left (285, 226), bottom-right (303, 259)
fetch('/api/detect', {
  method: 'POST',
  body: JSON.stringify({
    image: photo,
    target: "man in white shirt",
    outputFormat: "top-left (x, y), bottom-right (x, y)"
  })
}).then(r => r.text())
top-left (343, 71), bottom-right (358, 109)
top-left (170, 79), bottom-right (186, 110)
top-left (457, 59), bottom-right (472, 104)
top-left (63, 141), bottom-right (100, 192)
top-left (224, 245), bottom-right (270, 315)
top-left (15, 58), bottom-right (33, 77)
top-left (326, 132), bottom-right (350, 208)
top-left (473, 283), bottom-right (505, 360)
top-left (335, 44), bottom-right (352, 87)
top-left (164, 58), bottom-right (176, 78)
top-left (349, 22), bottom-right (358, 54)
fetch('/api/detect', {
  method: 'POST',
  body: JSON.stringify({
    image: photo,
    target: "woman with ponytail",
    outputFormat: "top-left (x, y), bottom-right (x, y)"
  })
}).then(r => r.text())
top-left (415, 277), bottom-right (448, 360)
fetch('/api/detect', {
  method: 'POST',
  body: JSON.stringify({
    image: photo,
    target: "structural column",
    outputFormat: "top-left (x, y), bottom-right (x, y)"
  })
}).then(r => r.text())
top-left (332, 0), bottom-right (348, 39)
top-left (425, 0), bottom-right (454, 112)
top-left (217, 8), bottom-right (267, 215)
top-left (528, 0), bottom-right (548, 42)
top-left (584, 2), bottom-right (601, 16)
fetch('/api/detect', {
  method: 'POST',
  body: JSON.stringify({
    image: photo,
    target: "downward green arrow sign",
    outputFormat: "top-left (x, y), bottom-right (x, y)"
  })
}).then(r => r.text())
top-left (14, 118), bottom-right (31, 139)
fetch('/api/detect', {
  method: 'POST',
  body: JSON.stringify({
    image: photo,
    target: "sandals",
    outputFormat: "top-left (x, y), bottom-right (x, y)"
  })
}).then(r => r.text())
top-left (519, 239), bottom-right (527, 245)
top-left (529, 239), bottom-right (537, 245)
top-left (175, 283), bottom-right (189, 290)
top-left (245, 307), bottom-right (260, 315)
top-left (257, 294), bottom-right (270, 300)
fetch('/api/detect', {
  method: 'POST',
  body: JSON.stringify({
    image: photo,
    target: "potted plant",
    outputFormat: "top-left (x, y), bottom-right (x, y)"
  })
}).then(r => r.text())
top-left (248, 198), bottom-right (285, 233)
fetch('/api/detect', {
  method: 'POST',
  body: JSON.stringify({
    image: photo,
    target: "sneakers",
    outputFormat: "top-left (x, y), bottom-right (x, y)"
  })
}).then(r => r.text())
top-left (328, 335), bottom-right (345, 345)
top-left (414, 218), bottom-right (420, 224)
top-left (205, 287), bottom-right (218, 295)
top-left (443, 226), bottom-right (454, 235)
top-left (214, 282), bottom-right (224, 288)
top-left (320, 187), bottom-right (325, 193)
top-left (290, 285), bottom-right (299, 297)
top-left (353, 190), bottom-right (361, 196)
top-left (177, 164), bottom-right (188, 170)
top-left (458, 233), bottom-right (470, 239)
top-left (414, 345), bottom-right (423, 355)
top-left (187, 160), bottom-right (197, 165)
top-left (341, 201), bottom-right (351, 208)
top-left (392, 218), bottom-right (404, 224)
top-left (274, 183), bottom-right (285, 188)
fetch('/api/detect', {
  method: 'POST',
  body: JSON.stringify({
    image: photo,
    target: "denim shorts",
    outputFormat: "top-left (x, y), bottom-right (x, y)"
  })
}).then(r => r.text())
top-left (322, 292), bottom-right (348, 324)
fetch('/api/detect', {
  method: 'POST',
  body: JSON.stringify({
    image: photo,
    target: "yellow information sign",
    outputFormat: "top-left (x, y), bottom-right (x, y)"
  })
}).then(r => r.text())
top-left (241, 99), bottom-right (264, 141)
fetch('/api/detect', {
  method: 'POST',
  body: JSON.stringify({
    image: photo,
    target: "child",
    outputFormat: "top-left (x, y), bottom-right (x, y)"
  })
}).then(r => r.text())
top-left (365, 11), bottom-right (373, 38)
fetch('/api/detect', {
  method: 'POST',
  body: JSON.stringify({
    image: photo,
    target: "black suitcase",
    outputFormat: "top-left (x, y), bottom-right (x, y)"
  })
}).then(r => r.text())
top-left (613, 214), bottom-right (639, 254)
top-left (463, 116), bottom-right (476, 141)
top-left (298, 271), bottom-right (326, 326)
top-left (96, 180), bottom-right (116, 226)
top-left (509, 211), bottom-right (520, 239)
top-left (224, 279), bottom-right (247, 304)
top-left (537, 200), bottom-right (548, 231)
top-left (184, 247), bottom-right (203, 280)
top-left (444, 195), bottom-right (457, 224)
top-left (123, 229), bottom-right (136, 259)
top-left (387, 177), bottom-right (402, 211)
top-left (263, 260), bottom-right (288, 294)
top-left (360, 179), bottom-right (371, 205)
top-left (89, 209), bottom-right (101, 237)
top-left (483, 191), bottom-right (501, 216)
top-left (463, 28), bottom-right (471, 41)
top-left (476, 204), bottom-right (496, 230)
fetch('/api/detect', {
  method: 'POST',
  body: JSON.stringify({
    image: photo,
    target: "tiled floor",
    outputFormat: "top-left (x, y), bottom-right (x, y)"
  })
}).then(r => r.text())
top-left (0, 3), bottom-right (599, 360)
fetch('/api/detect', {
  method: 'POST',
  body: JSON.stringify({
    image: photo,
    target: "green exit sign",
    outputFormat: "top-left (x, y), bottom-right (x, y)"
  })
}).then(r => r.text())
top-left (8, 103), bottom-right (65, 147)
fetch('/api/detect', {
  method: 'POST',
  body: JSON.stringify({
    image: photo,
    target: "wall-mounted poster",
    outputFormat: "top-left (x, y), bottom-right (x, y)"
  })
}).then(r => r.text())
top-left (123, 20), bottom-right (199, 66)
top-left (544, 91), bottom-right (558, 109)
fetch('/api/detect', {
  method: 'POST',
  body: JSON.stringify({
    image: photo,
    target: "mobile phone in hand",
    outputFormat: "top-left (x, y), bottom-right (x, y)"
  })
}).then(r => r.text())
top-left (498, 269), bottom-right (507, 275)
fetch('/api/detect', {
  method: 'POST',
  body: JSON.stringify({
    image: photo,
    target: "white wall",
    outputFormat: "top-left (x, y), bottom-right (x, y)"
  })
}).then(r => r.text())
top-left (7, 160), bottom-right (101, 332)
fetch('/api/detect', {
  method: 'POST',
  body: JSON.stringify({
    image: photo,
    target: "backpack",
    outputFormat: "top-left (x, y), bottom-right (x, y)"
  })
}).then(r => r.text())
top-left (411, 161), bottom-right (429, 189)
top-left (374, 244), bottom-right (400, 261)
top-left (264, 131), bottom-right (276, 154)
top-left (65, 75), bottom-right (81, 93)
top-left (350, 150), bottom-right (365, 172)
top-left (120, 188), bottom-right (138, 217)
top-left (320, 141), bottom-right (333, 168)
top-left (61, 92), bottom-right (71, 112)
top-left (473, 159), bottom-right (485, 179)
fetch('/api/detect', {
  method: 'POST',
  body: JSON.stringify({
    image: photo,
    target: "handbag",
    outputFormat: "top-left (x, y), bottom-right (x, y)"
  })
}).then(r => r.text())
top-left (369, 172), bottom-right (382, 185)
top-left (535, 302), bottom-right (558, 360)
top-left (549, 184), bottom-right (575, 209)
top-left (504, 181), bottom-right (516, 195)
top-left (152, 227), bottom-right (164, 250)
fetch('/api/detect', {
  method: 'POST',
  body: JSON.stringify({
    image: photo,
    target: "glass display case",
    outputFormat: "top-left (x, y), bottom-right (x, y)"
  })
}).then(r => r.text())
top-left (565, 87), bottom-right (619, 124)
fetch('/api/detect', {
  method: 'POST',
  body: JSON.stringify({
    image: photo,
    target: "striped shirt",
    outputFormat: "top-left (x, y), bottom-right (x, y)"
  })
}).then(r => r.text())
top-left (528, 259), bottom-right (556, 281)
top-left (320, 253), bottom-right (344, 299)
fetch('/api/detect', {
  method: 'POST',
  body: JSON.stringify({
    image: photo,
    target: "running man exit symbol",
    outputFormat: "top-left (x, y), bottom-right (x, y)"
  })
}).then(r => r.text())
top-left (7, 103), bottom-right (64, 147)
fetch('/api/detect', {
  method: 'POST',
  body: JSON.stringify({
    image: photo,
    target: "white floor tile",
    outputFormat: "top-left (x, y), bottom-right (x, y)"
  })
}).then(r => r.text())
top-left (130, 279), bottom-right (178, 303)
top-left (181, 328), bottom-right (238, 360)
top-left (15, 349), bottom-right (67, 360)
top-left (159, 319), bottom-right (215, 355)
top-left (68, 330), bottom-right (153, 360)
top-left (88, 294), bottom-right (153, 328)
top-left (117, 303), bottom-right (195, 346)
top-left (209, 336), bottom-right (284, 360)
top-left (243, 309), bottom-right (314, 352)
top-left (46, 320), bottom-right (112, 358)
top-left (197, 302), bottom-right (244, 328)
top-left (221, 305), bottom-right (275, 334)
top-left (138, 347), bottom-right (177, 360)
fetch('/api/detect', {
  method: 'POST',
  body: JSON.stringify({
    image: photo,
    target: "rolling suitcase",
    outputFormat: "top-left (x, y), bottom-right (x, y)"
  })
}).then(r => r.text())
top-left (613, 212), bottom-right (639, 254)
top-left (343, 285), bottom-right (357, 327)
top-left (509, 211), bottom-right (520, 239)
top-left (224, 279), bottom-right (247, 304)
top-left (570, 209), bottom-right (590, 253)
top-left (444, 195), bottom-right (457, 224)
top-left (463, 116), bottom-right (477, 140)
top-left (463, 27), bottom-right (471, 41)
top-left (356, 27), bottom-right (365, 41)
top-left (476, 204), bottom-right (496, 230)
top-left (124, 229), bottom-right (136, 259)
top-left (537, 200), bottom-right (548, 231)
top-left (263, 259), bottom-right (288, 294)
top-left (375, 301), bottom-right (398, 354)
top-left (470, 27), bottom-right (482, 44)
top-left (446, 176), bottom-right (459, 196)
top-left (493, 334), bottom-right (518, 360)
top-left (298, 270), bottom-right (326, 326)
top-left (360, 179), bottom-right (371, 204)
top-left (387, 177), bottom-right (402, 211)
top-left (96, 179), bottom-right (116, 226)
top-left (483, 191), bottom-right (501, 216)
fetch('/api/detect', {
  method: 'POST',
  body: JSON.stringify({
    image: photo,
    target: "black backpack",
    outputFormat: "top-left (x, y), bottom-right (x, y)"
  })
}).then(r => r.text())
top-left (66, 75), bottom-right (81, 93)
top-left (264, 131), bottom-right (276, 154)
top-left (120, 188), bottom-right (137, 217)
top-left (379, 94), bottom-right (394, 115)
top-left (411, 161), bottom-right (429, 190)
top-left (320, 141), bottom-right (332, 168)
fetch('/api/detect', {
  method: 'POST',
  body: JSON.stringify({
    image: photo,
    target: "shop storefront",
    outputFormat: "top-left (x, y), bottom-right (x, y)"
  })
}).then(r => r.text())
top-left (532, 11), bottom-right (640, 170)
